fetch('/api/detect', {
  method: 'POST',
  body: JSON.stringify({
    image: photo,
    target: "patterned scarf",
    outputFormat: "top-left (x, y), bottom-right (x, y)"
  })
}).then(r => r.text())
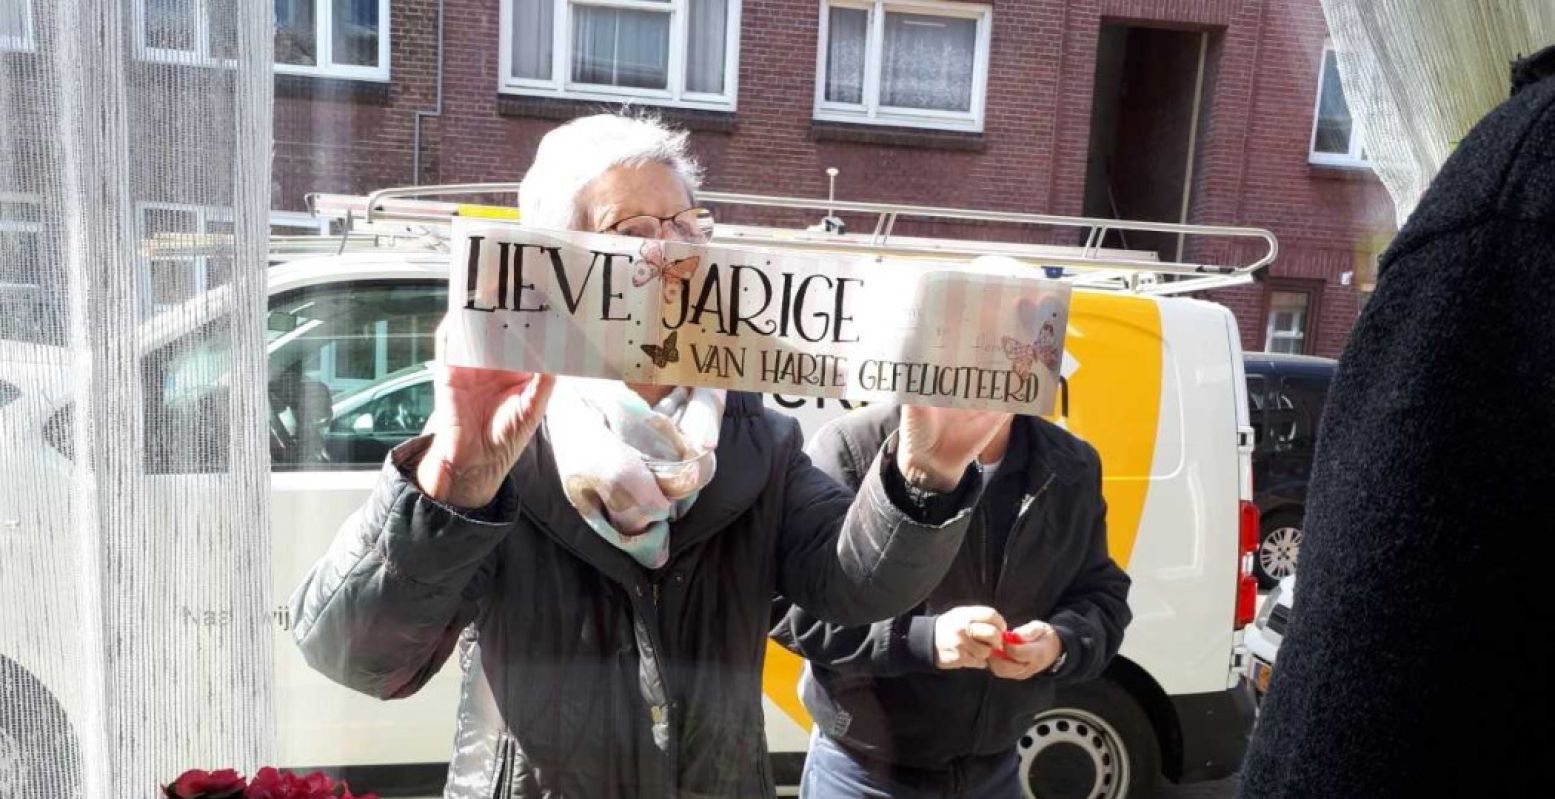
top-left (545, 378), bottom-right (726, 569)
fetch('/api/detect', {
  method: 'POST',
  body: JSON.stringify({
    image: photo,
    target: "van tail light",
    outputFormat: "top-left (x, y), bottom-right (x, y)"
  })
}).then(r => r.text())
top-left (1236, 500), bottom-right (1260, 627)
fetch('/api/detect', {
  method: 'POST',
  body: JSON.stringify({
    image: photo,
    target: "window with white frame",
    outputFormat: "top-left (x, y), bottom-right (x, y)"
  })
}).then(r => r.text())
top-left (815, 0), bottom-right (991, 132)
top-left (0, 0), bottom-right (34, 51)
top-left (136, 0), bottom-right (240, 65)
top-left (1, 193), bottom-right (47, 341)
top-left (136, 1), bottom-right (390, 78)
top-left (1309, 46), bottom-right (1368, 167)
top-left (1265, 290), bottom-right (1310, 355)
top-left (275, 0), bottom-right (391, 80)
top-left (138, 203), bottom-right (234, 317)
top-left (501, 0), bottom-right (740, 109)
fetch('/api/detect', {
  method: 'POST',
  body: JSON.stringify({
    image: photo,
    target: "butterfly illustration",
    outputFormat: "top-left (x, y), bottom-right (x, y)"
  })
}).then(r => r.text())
top-left (1001, 336), bottom-right (1040, 377)
top-left (641, 331), bottom-right (681, 369)
top-left (634, 241), bottom-right (701, 302)
top-left (1002, 320), bottom-right (1062, 377)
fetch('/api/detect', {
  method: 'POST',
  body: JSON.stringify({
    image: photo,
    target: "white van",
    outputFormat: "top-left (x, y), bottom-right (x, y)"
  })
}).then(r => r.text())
top-left (0, 192), bottom-right (1267, 797)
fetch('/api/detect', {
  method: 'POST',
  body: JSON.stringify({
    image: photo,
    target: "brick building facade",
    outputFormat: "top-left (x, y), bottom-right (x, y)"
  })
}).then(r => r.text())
top-left (267, 0), bottom-right (1397, 357)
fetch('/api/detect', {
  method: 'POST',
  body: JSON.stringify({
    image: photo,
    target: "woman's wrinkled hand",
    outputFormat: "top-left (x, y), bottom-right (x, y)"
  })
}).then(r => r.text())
top-left (415, 318), bottom-right (555, 509)
top-left (896, 406), bottom-right (1011, 492)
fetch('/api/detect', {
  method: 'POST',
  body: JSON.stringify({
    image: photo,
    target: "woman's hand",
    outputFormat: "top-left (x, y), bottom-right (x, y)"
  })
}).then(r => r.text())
top-left (415, 319), bottom-right (555, 509)
top-left (897, 406), bottom-right (1012, 491)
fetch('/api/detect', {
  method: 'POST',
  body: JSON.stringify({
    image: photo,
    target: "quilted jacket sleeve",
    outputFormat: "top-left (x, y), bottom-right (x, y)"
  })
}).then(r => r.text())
top-left (773, 414), bottom-right (979, 627)
top-left (289, 436), bottom-right (515, 700)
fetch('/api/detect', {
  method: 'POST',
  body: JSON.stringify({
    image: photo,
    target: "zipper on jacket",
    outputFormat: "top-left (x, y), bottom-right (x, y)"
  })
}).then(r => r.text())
top-left (492, 734), bottom-right (515, 799)
top-left (976, 503), bottom-right (992, 600)
top-left (637, 574), bottom-right (676, 798)
top-left (992, 474), bottom-right (1056, 603)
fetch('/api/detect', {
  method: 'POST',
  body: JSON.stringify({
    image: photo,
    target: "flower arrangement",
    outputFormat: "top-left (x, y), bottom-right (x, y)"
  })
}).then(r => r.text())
top-left (163, 768), bottom-right (379, 799)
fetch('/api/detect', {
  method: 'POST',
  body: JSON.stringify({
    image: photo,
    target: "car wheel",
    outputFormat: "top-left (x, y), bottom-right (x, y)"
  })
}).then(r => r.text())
top-left (0, 657), bottom-right (82, 798)
top-left (1018, 677), bottom-right (1160, 799)
top-left (1255, 510), bottom-right (1303, 589)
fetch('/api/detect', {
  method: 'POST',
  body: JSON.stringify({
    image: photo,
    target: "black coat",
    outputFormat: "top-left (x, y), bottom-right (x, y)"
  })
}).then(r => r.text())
top-left (291, 393), bottom-right (980, 798)
top-left (1238, 49), bottom-right (1555, 797)
top-left (771, 404), bottom-right (1132, 773)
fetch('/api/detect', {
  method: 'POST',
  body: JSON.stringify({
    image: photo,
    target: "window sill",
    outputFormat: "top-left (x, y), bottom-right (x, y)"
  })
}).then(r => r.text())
top-left (809, 120), bottom-right (986, 152)
top-left (275, 73), bottom-right (392, 104)
top-left (1306, 161), bottom-right (1378, 182)
top-left (495, 94), bottom-right (737, 133)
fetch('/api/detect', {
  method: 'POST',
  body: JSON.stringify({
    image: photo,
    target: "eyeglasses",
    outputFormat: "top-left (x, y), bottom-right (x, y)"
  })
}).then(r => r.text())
top-left (603, 207), bottom-right (715, 242)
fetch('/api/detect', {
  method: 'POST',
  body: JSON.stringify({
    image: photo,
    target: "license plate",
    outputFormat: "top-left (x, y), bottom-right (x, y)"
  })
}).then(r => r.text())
top-left (1250, 658), bottom-right (1274, 695)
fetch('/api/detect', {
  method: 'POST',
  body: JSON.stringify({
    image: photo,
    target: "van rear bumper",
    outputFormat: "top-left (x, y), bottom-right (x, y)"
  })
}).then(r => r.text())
top-left (1170, 677), bottom-right (1257, 783)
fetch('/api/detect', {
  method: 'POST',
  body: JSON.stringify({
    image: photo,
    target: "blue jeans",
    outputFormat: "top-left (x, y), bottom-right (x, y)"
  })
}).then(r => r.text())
top-left (800, 729), bottom-right (1023, 799)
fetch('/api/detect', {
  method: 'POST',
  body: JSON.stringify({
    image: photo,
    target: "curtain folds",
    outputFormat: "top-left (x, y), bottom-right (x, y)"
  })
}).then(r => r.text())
top-left (1321, 0), bottom-right (1555, 222)
top-left (0, 1), bottom-right (275, 796)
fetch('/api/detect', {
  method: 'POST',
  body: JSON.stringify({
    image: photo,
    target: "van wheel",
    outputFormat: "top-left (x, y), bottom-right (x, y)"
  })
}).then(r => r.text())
top-left (1018, 677), bottom-right (1160, 798)
top-left (1255, 510), bottom-right (1304, 589)
top-left (0, 657), bottom-right (82, 798)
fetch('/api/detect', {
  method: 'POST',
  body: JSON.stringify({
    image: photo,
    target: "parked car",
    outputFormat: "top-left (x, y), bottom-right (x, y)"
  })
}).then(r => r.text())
top-left (1245, 575), bottom-right (1295, 699)
top-left (1243, 352), bottom-right (1336, 589)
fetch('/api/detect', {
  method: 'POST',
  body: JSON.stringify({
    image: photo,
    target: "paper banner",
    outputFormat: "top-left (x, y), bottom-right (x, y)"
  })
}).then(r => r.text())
top-left (446, 219), bottom-right (1071, 415)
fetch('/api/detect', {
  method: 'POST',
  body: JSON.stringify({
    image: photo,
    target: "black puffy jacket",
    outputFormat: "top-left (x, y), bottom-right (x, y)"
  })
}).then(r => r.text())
top-left (290, 393), bottom-right (978, 798)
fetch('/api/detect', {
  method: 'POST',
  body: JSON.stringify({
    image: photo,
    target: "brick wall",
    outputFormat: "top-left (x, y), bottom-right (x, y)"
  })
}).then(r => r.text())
top-left (270, 0), bottom-right (1399, 358)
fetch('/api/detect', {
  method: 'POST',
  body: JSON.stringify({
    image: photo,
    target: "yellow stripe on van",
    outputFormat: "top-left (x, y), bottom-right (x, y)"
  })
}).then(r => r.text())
top-left (456, 204), bottom-right (521, 220)
top-left (764, 640), bottom-right (813, 730)
top-left (1046, 292), bottom-right (1163, 567)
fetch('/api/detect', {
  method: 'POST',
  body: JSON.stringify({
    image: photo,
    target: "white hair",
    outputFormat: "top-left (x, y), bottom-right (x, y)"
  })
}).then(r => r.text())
top-left (518, 113), bottom-right (703, 231)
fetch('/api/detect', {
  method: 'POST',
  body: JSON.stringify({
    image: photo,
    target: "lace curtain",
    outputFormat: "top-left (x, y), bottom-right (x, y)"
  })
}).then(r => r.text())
top-left (0, 1), bottom-right (274, 796)
top-left (509, 0), bottom-right (727, 93)
top-left (1322, 0), bottom-right (1555, 222)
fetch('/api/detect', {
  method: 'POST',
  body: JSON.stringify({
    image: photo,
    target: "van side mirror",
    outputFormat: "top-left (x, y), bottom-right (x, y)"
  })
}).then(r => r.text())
top-left (352, 413), bottom-right (374, 434)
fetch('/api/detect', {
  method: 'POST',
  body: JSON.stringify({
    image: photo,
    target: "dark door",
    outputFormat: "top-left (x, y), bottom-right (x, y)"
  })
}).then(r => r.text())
top-left (1264, 374), bottom-right (1330, 507)
top-left (1082, 24), bottom-right (1210, 260)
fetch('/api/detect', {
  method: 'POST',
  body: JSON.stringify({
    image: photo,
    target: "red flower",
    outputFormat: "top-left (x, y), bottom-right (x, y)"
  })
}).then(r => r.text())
top-left (246, 768), bottom-right (329, 799)
top-left (164, 769), bottom-right (246, 799)
top-left (242, 768), bottom-right (377, 799)
top-left (164, 767), bottom-right (378, 799)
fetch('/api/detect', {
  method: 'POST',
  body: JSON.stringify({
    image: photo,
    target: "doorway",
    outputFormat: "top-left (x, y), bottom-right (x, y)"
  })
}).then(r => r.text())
top-left (1082, 24), bottom-right (1211, 262)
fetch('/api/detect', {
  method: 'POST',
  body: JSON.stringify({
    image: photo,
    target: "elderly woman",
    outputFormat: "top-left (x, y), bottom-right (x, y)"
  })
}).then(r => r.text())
top-left (290, 114), bottom-right (1005, 798)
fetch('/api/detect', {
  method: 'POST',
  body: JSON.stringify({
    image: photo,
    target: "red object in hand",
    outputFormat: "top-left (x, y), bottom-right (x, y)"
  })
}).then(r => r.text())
top-left (991, 630), bottom-right (1024, 660)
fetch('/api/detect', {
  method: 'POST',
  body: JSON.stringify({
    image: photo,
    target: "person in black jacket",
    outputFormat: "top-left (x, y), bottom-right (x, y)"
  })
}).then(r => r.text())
top-left (772, 404), bottom-right (1132, 798)
top-left (1237, 47), bottom-right (1555, 797)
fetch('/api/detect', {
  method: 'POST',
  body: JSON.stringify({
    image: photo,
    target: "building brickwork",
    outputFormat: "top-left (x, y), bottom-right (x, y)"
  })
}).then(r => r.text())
top-left (268, 0), bottom-right (1399, 358)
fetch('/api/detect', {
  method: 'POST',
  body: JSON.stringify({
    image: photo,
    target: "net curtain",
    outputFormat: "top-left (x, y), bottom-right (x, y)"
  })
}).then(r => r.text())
top-left (1322, 0), bottom-right (1555, 223)
top-left (0, 1), bottom-right (275, 796)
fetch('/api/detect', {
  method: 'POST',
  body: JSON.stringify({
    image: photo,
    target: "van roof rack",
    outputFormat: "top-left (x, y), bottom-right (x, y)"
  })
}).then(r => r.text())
top-left (297, 182), bottom-right (1277, 295)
